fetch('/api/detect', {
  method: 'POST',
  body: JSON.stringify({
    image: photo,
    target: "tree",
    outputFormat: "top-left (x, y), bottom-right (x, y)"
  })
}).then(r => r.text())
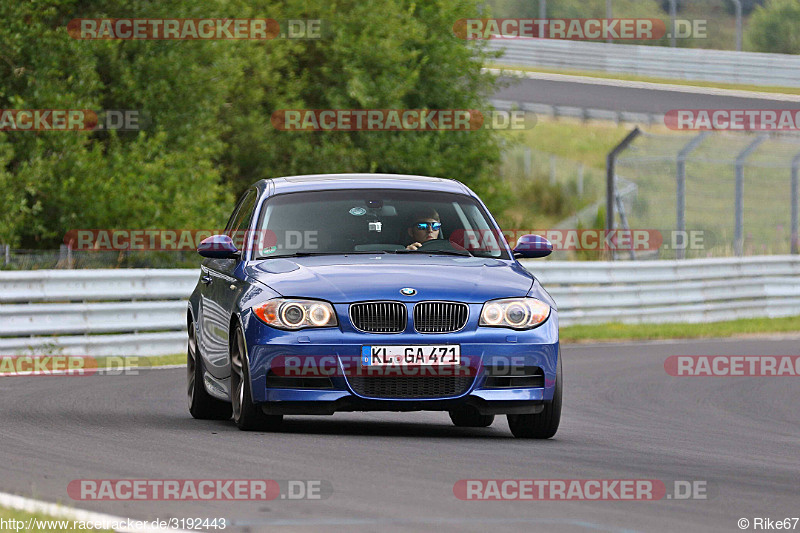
top-left (747, 0), bottom-right (800, 54)
top-left (1, 0), bottom-right (505, 250)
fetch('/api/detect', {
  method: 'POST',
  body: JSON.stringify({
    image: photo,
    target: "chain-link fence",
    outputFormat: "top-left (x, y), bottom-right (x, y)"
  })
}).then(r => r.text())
top-left (614, 130), bottom-right (800, 259)
top-left (501, 145), bottom-right (605, 199)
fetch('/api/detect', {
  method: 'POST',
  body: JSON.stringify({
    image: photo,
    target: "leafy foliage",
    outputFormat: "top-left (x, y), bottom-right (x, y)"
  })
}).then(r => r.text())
top-left (0, 0), bottom-right (502, 248)
top-left (746, 0), bottom-right (800, 54)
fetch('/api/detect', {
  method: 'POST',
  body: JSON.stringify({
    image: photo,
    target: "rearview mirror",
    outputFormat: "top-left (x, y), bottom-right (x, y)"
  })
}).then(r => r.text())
top-left (513, 234), bottom-right (552, 258)
top-left (197, 234), bottom-right (241, 259)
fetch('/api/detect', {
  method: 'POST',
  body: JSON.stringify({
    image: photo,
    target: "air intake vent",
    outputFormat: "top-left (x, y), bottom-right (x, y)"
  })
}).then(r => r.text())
top-left (413, 302), bottom-right (469, 333)
top-left (349, 301), bottom-right (407, 333)
top-left (347, 376), bottom-right (474, 399)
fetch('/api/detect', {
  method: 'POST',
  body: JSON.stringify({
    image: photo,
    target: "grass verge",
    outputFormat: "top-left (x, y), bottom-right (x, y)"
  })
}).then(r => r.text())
top-left (491, 64), bottom-right (800, 96)
top-left (561, 315), bottom-right (800, 343)
top-left (0, 353), bottom-right (185, 374)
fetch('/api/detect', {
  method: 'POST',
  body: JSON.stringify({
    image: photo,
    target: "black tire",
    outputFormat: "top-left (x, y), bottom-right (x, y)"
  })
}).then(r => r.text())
top-left (188, 321), bottom-right (232, 420)
top-left (230, 325), bottom-right (283, 431)
top-left (507, 353), bottom-right (562, 439)
top-left (448, 406), bottom-right (495, 427)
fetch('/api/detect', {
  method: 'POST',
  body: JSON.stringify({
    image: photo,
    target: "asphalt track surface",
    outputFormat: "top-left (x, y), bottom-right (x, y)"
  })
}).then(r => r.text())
top-left (2, 337), bottom-right (799, 533)
top-left (493, 75), bottom-right (800, 115)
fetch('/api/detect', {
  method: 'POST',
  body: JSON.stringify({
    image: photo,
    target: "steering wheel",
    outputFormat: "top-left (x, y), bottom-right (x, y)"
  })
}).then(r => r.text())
top-left (414, 238), bottom-right (468, 252)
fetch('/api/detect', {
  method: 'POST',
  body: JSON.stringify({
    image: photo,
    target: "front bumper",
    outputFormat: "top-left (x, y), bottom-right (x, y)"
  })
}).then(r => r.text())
top-left (240, 304), bottom-right (559, 415)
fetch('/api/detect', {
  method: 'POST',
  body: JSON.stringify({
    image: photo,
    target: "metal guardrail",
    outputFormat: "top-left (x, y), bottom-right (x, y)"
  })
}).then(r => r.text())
top-left (0, 270), bottom-right (197, 357)
top-left (488, 39), bottom-right (800, 88)
top-left (522, 256), bottom-right (800, 325)
top-left (490, 99), bottom-right (663, 126)
top-left (1, 258), bottom-right (798, 355)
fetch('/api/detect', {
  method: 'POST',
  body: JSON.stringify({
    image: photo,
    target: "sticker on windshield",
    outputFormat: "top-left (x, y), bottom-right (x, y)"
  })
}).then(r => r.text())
top-left (260, 245), bottom-right (277, 255)
top-left (349, 207), bottom-right (367, 216)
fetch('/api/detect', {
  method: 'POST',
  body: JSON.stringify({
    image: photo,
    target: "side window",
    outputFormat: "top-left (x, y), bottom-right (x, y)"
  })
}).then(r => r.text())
top-left (225, 191), bottom-right (249, 233)
top-left (226, 190), bottom-right (257, 251)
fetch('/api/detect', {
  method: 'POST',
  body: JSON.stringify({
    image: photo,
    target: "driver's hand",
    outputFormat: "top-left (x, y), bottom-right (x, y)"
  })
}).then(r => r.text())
top-left (406, 242), bottom-right (422, 251)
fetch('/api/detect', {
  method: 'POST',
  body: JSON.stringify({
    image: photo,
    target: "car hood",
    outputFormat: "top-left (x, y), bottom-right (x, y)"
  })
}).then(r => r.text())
top-left (245, 255), bottom-right (534, 303)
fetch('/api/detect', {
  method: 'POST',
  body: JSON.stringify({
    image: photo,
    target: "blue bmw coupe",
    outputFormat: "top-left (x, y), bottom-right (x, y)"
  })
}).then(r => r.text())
top-left (187, 174), bottom-right (561, 438)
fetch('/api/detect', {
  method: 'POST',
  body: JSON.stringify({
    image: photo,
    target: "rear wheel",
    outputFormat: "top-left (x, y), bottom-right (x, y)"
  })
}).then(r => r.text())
top-left (507, 354), bottom-right (562, 439)
top-left (448, 406), bottom-right (495, 427)
top-left (230, 325), bottom-right (283, 431)
top-left (187, 321), bottom-right (232, 420)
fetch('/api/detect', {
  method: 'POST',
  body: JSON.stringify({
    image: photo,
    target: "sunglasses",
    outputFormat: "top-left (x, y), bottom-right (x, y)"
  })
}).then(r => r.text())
top-left (415, 222), bottom-right (442, 231)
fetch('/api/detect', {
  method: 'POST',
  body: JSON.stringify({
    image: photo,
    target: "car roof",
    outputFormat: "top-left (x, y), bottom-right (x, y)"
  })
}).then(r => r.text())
top-left (254, 173), bottom-right (474, 196)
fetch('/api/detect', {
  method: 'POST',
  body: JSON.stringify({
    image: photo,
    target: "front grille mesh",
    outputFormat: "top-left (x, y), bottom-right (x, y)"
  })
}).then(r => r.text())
top-left (414, 302), bottom-right (469, 333)
top-left (350, 301), bottom-right (406, 333)
top-left (347, 376), bottom-right (473, 399)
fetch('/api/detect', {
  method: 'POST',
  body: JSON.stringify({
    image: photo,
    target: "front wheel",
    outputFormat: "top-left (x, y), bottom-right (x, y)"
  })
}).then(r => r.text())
top-left (507, 353), bottom-right (562, 439)
top-left (187, 321), bottom-right (232, 420)
top-left (230, 325), bottom-right (283, 431)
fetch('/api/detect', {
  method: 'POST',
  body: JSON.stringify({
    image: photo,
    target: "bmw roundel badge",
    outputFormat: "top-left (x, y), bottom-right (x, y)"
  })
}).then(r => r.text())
top-left (400, 288), bottom-right (417, 296)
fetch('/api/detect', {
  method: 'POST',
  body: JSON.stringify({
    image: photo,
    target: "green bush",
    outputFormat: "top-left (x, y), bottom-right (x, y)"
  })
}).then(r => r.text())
top-left (0, 0), bottom-right (503, 249)
top-left (746, 0), bottom-right (800, 54)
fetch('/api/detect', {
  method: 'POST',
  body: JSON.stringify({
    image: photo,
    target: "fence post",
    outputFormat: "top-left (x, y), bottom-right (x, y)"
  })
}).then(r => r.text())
top-left (577, 164), bottom-right (585, 196)
top-left (669, 0), bottom-right (677, 48)
top-left (734, 135), bottom-right (767, 256)
top-left (539, 0), bottom-right (546, 20)
top-left (606, 127), bottom-right (641, 257)
top-left (732, 0), bottom-right (743, 52)
top-left (792, 152), bottom-right (800, 254)
top-left (606, 0), bottom-right (613, 44)
top-left (549, 155), bottom-right (556, 185)
top-left (3, 244), bottom-right (9, 266)
top-left (675, 131), bottom-right (710, 259)
top-left (524, 147), bottom-right (531, 178)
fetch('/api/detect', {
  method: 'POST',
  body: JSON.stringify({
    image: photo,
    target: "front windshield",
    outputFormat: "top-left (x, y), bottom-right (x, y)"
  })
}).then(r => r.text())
top-left (253, 188), bottom-right (510, 260)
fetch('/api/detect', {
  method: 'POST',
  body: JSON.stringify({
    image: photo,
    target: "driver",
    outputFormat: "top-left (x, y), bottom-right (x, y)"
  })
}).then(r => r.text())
top-left (405, 208), bottom-right (441, 251)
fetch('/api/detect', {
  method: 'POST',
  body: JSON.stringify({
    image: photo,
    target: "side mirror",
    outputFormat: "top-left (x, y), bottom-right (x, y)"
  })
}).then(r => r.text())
top-left (198, 234), bottom-right (241, 259)
top-left (513, 234), bottom-right (552, 258)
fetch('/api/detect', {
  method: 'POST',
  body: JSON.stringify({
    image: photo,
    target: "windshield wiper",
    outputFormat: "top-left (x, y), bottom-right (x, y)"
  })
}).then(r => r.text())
top-left (393, 249), bottom-right (472, 257)
top-left (255, 251), bottom-right (389, 260)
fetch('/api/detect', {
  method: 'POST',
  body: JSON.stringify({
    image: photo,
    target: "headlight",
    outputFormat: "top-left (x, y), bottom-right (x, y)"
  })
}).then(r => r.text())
top-left (479, 298), bottom-right (550, 330)
top-left (253, 299), bottom-right (338, 330)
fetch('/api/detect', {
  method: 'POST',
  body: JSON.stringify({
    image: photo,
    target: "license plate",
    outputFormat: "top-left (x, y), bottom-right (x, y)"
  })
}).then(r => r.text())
top-left (362, 345), bottom-right (460, 366)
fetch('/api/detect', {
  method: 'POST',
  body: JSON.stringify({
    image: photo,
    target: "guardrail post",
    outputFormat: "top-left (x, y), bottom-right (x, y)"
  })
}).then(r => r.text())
top-left (676, 131), bottom-right (710, 259)
top-left (3, 244), bottom-right (9, 266)
top-left (734, 135), bottom-right (768, 256)
top-left (606, 127), bottom-right (641, 258)
top-left (792, 152), bottom-right (800, 254)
